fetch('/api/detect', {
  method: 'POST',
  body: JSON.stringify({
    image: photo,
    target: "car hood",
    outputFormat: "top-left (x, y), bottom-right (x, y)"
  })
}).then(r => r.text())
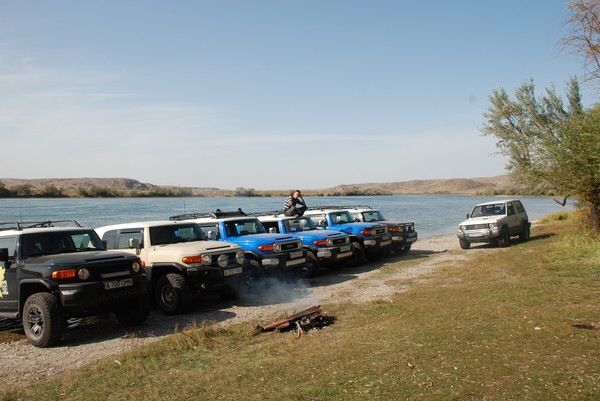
top-left (149, 241), bottom-right (240, 254)
top-left (459, 215), bottom-right (503, 226)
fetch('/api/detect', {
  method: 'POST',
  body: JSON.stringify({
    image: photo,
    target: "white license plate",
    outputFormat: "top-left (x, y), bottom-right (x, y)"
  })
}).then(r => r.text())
top-left (104, 278), bottom-right (133, 290)
top-left (468, 232), bottom-right (483, 238)
top-left (340, 245), bottom-right (351, 252)
top-left (224, 267), bottom-right (243, 276)
top-left (290, 250), bottom-right (303, 259)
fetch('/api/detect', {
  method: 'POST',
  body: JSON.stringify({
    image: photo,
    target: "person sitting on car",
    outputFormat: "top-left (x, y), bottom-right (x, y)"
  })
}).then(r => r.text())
top-left (283, 190), bottom-right (307, 217)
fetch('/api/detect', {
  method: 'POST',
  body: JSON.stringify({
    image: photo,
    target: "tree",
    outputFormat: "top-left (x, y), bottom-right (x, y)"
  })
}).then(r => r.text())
top-left (482, 78), bottom-right (600, 231)
top-left (562, 0), bottom-right (600, 87)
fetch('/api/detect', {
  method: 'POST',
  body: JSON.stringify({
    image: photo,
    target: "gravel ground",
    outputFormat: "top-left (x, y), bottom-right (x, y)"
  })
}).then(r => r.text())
top-left (0, 234), bottom-right (482, 387)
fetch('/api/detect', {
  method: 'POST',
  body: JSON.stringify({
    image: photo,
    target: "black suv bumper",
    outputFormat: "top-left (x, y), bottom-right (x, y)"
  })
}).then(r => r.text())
top-left (59, 274), bottom-right (148, 316)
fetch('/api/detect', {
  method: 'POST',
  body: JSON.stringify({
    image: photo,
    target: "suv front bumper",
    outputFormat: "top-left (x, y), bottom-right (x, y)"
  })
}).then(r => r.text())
top-left (261, 250), bottom-right (307, 270)
top-left (58, 274), bottom-right (148, 315)
top-left (457, 227), bottom-right (500, 243)
top-left (316, 244), bottom-right (353, 261)
top-left (362, 234), bottom-right (392, 249)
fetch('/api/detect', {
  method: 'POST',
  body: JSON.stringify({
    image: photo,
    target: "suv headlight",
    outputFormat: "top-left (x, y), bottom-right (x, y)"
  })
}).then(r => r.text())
top-left (218, 254), bottom-right (229, 268)
top-left (488, 222), bottom-right (497, 229)
top-left (273, 243), bottom-right (282, 253)
top-left (235, 250), bottom-right (245, 265)
top-left (201, 254), bottom-right (212, 265)
top-left (459, 225), bottom-right (466, 231)
top-left (131, 261), bottom-right (141, 273)
top-left (77, 267), bottom-right (90, 281)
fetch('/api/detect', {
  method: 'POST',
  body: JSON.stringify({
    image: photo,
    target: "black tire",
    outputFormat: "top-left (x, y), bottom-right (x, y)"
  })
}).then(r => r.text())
top-left (519, 222), bottom-right (531, 242)
top-left (497, 227), bottom-right (510, 248)
top-left (154, 273), bottom-right (192, 315)
top-left (345, 240), bottom-right (366, 267)
top-left (22, 292), bottom-right (65, 348)
top-left (115, 295), bottom-right (150, 326)
top-left (459, 239), bottom-right (470, 250)
top-left (243, 258), bottom-right (264, 291)
top-left (299, 251), bottom-right (320, 278)
top-left (397, 245), bottom-right (411, 255)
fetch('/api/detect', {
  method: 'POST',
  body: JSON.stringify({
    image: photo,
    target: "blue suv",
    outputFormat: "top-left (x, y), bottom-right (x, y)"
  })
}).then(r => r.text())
top-left (169, 209), bottom-right (307, 288)
top-left (304, 207), bottom-right (392, 263)
top-left (251, 212), bottom-right (357, 277)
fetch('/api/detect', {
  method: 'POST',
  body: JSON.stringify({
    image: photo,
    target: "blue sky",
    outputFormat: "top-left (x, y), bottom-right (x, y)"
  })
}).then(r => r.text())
top-left (0, 1), bottom-right (588, 190)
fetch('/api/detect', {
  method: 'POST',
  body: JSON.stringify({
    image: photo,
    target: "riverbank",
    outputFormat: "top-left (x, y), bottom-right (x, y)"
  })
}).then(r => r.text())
top-left (0, 233), bottom-right (461, 387)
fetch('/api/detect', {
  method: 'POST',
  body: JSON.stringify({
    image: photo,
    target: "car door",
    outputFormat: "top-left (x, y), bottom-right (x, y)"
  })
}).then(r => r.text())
top-left (506, 202), bottom-right (520, 235)
top-left (0, 236), bottom-right (19, 313)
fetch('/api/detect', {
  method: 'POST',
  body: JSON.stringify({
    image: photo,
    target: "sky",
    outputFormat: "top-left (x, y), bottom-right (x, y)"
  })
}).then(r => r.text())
top-left (0, 1), bottom-right (590, 190)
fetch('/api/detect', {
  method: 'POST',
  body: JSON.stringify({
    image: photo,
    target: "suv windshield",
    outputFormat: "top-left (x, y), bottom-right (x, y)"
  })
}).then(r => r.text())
top-left (149, 224), bottom-right (206, 245)
top-left (22, 230), bottom-right (105, 257)
top-left (470, 203), bottom-right (507, 218)
top-left (224, 219), bottom-right (267, 236)
top-left (330, 211), bottom-right (354, 224)
top-left (283, 217), bottom-right (317, 232)
top-left (359, 211), bottom-right (384, 222)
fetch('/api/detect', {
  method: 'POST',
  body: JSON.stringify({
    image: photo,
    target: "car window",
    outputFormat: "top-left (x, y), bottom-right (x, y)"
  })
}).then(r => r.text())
top-left (116, 230), bottom-right (144, 249)
top-left (0, 236), bottom-right (17, 259)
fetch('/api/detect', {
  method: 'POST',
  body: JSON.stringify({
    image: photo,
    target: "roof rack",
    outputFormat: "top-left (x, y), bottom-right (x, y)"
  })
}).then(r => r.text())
top-left (170, 208), bottom-right (248, 221)
top-left (305, 205), bottom-right (373, 211)
top-left (246, 210), bottom-right (285, 217)
top-left (0, 219), bottom-right (83, 231)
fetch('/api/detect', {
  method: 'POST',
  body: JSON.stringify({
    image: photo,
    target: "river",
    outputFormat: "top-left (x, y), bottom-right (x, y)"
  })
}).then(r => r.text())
top-left (0, 195), bottom-right (574, 238)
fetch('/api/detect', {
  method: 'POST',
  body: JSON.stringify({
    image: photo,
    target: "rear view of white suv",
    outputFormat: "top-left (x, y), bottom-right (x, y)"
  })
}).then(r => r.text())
top-left (456, 199), bottom-right (530, 249)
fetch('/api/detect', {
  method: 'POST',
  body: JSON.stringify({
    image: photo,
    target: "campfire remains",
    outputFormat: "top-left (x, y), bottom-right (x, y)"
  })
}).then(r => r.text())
top-left (257, 305), bottom-right (335, 337)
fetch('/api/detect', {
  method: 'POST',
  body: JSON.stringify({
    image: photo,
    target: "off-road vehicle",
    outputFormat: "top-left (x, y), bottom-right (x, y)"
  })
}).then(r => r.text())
top-left (0, 220), bottom-right (149, 347)
top-left (250, 211), bottom-right (356, 276)
top-left (169, 209), bottom-right (307, 286)
top-left (322, 205), bottom-right (417, 255)
top-left (303, 207), bottom-right (392, 263)
top-left (456, 199), bottom-right (531, 249)
top-left (95, 220), bottom-right (245, 315)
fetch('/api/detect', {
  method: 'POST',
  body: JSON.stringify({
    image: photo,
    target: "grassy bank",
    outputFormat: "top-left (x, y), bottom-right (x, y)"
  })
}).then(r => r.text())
top-left (4, 215), bottom-right (599, 400)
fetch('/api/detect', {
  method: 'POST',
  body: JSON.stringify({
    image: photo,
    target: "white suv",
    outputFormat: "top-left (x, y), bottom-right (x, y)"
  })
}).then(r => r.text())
top-left (456, 199), bottom-right (530, 249)
top-left (96, 220), bottom-right (245, 315)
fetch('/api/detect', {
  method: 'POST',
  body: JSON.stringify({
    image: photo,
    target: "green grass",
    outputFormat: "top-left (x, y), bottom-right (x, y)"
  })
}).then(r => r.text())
top-left (4, 217), bottom-right (599, 401)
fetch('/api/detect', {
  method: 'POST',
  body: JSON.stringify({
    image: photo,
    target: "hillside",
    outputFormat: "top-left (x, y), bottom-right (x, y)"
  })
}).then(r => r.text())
top-left (0, 175), bottom-right (528, 197)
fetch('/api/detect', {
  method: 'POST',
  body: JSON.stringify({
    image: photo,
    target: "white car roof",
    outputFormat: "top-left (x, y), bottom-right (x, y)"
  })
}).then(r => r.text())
top-left (474, 199), bottom-right (521, 207)
top-left (95, 220), bottom-right (199, 233)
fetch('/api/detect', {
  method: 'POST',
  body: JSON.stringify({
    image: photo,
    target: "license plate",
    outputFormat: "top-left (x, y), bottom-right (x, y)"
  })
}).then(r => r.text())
top-left (468, 232), bottom-right (483, 238)
top-left (340, 245), bottom-right (351, 252)
top-left (290, 250), bottom-right (303, 259)
top-left (104, 278), bottom-right (133, 290)
top-left (224, 267), bottom-right (243, 276)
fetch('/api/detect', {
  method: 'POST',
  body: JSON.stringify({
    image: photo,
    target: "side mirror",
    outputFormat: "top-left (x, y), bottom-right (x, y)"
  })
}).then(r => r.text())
top-left (318, 219), bottom-right (327, 228)
top-left (207, 230), bottom-right (216, 240)
top-left (466, 213), bottom-right (470, 219)
top-left (353, 218), bottom-right (360, 222)
top-left (269, 227), bottom-right (277, 234)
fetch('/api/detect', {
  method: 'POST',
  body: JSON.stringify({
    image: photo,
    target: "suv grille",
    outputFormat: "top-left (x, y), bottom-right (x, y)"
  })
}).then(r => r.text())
top-left (279, 241), bottom-right (300, 252)
top-left (466, 224), bottom-right (488, 230)
top-left (331, 237), bottom-right (347, 246)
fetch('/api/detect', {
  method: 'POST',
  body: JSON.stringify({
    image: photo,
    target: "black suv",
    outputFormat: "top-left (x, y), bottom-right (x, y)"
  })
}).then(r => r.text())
top-left (0, 220), bottom-right (149, 347)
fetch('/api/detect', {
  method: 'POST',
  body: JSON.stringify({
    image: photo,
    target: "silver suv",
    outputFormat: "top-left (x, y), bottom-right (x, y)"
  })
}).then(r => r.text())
top-left (456, 199), bottom-right (530, 249)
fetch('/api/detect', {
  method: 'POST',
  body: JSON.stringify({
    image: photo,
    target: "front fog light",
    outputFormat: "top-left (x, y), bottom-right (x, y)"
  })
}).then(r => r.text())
top-left (78, 267), bottom-right (90, 281)
top-left (218, 254), bottom-right (229, 268)
top-left (235, 251), bottom-right (245, 265)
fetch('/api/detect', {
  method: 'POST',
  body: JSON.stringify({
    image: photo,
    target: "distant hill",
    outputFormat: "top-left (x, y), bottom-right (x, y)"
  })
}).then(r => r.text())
top-left (321, 175), bottom-right (520, 195)
top-left (0, 175), bottom-right (535, 197)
